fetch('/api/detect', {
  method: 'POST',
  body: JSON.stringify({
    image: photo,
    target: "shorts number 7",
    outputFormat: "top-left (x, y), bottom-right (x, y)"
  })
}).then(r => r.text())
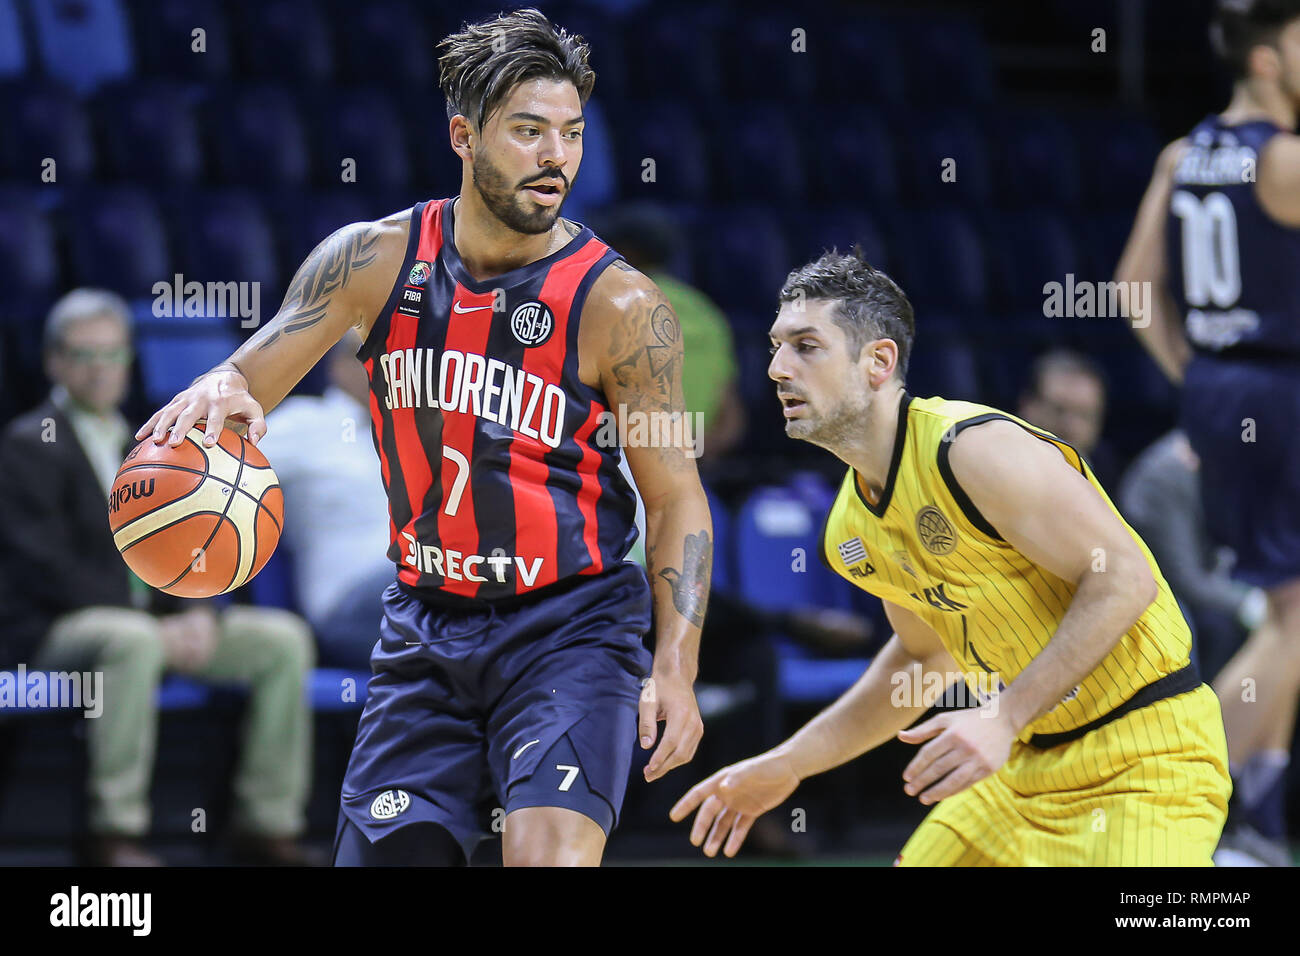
top-left (556, 764), bottom-right (580, 792)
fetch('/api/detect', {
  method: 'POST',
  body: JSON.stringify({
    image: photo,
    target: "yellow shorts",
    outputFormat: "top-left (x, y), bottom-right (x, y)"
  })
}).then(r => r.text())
top-left (896, 683), bottom-right (1231, 866)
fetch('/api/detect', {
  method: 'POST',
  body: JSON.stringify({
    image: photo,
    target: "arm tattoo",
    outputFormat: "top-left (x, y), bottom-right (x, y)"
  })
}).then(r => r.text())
top-left (656, 529), bottom-right (712, 628)
top-left (610, 302), bottom-right (681, 405)
top-left (256, 226), bottom-right (381, 351)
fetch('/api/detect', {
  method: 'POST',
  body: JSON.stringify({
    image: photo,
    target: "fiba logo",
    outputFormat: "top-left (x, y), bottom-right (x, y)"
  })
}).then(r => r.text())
top-left (510, 301), bottom-right (554, 347)
top-left (915, 505), bottom-right (958, 555)
top-left (369, 789), bottom-right (411, 820)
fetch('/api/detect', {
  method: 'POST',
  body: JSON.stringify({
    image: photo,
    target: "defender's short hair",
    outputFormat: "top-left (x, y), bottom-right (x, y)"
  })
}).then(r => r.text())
top-left (43, 288), bottom-right (132, 356)
top-left (437, 8), bottom-right (595, 130)
top-left (1211, 0), bottom-right (1300, 78)
top-left (778, 247), bottom-right (915, 380)
top-left (1024, 349), bottom-right (1108, 403)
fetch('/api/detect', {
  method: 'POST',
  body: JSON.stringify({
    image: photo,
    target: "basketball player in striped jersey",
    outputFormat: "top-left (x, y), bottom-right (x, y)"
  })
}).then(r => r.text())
top-left (1116, 0), bottom-right (1300, 864)
top-left (136, 9), bottom-right (709, 866)
top-left (670, 249), bottom-right (1231, 865)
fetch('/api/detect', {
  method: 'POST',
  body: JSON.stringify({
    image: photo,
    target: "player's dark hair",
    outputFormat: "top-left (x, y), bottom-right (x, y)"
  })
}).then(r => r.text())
top-left (778, 247), bottom-right (915, 380)
top-left (1211, 0), bottom-right (1300, 78)
top-left (437, 8), bottom-right (595, 130)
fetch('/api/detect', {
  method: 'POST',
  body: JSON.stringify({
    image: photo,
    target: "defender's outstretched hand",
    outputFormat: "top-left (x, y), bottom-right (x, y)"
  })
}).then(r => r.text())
top-left (669, 752), bottom-right (800, 858)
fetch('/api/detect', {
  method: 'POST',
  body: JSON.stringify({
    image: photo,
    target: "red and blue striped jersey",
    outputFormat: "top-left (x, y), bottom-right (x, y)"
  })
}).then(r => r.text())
top-left (357, 198), bottom-right (639, 601)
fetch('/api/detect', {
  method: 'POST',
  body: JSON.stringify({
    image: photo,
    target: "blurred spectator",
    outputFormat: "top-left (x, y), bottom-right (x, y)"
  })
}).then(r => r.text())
top-left (257, 332), bottom-right (393, 670)
top-left (0, 290), bottom-right (319, 867)
top-left (593, 203), bottom-right (747, 465)
top-left (1120, 429), bottom-right (1288, 863)
top-left (1017, 348), bottom-right (1120, 489)
top-left (1119, 430), bottom-right (1267, 678)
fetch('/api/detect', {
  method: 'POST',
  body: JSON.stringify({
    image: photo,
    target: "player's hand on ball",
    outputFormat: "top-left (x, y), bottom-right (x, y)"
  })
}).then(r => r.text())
top-left (638, 671), bottom-right (703, 782)
top-left (669, 752), bottom-right (800, 858)
top-left (897, 706), bottom-right (1017, 805)
top-left (136, 366), bottom-right (267, 449)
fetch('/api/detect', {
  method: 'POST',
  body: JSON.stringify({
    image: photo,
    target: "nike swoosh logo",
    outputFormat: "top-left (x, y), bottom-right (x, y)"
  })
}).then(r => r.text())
top-left (452, 301), bottom-right (490, 314)
top-left (512, 739), bottom-right (541, 760)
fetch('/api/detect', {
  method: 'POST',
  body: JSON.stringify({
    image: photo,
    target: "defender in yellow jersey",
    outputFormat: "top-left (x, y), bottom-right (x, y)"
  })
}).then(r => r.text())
top-left (671, 249), bottom-right (1230, 865)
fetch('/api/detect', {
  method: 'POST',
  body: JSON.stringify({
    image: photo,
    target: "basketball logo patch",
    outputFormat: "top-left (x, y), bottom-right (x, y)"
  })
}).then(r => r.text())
top-left (408, 261), bottom-right (431, 286)
top-left (369, 789), bottom-right (411, 820)
top-left (915, 506), bottom-right (957, 555)
top-left (510, 301), bottom-right (554, 347)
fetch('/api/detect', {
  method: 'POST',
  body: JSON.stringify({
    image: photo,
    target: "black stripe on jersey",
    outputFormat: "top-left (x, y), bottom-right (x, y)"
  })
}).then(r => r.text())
top-left (357, 202), bottom-right (424, 364)
top-left (410, 306), bottom-right (450, 557)
top-left (934, 412), bottom-right (1091, 542)
top-left (853, 392), bottom-right (912, 517)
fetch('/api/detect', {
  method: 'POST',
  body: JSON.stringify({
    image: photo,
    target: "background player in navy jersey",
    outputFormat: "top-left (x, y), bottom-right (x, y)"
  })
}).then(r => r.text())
top-left (135, 9), bottom-right (710, 866)
top-left (1117, 0), bottom-right (1300, 863)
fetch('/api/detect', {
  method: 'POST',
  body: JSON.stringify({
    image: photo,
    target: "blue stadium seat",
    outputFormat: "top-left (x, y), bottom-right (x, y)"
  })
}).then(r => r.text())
top-left (205, 85), bottom-right (310, 188)
top-left (248, 542), bottom-right (299, 612)
top-left (698, 205), bottom-right (790, 313)
top-left (0, 0), bottom-right (27, 80)
top-left (901, 17), bottom-right (995, 105)
top-left (1071, 109), bottom-right (1161, 209)
top-left (26, 0), bottom-right (133, 95)
top-left (905, 338), bottom-right (980, 402)
top-left (721, 14), bottom-right (817, 104)
top-left (1078, 210), bottom-right (1138, 281)
top-left (984, 211), bottom-right (1081, 310)
top-left (815, 14), bottom-right (906, 108)
top-left (126, 0), bottom-right (232, 80)
top-left (897, 109), bottom-right (991, 208)
top-left (96, 81), bottom-right (203, 184)
top-left (734, 483), bottom-right (847, 613)
top-left (311, 668), bottom-right (371, 711)
top-left (333, 0), bottom-right (433, 90)
top-left (704, 485), bottom-right (734, 595)
top-left (156, 676), bottom-right (214, 710)
top-left (711, 102), bottom-right (805, 201)
top-left (65, 187), bottom-right (169, 296)
top-left (269, 190), bottom-right (376, 274)
top-left (620, 7), bottom-right (723, 104)
top-left (806, 106), bottom-right (898, 206)
top-left (136, 329), bottom-right (240, 406)
top-left (0, 188), bottom-right (59, 319)
top-left (0, 82), bottom-right (96, 183)
top-left (309, 87), bottom-right (410, 191)
top-left (788, 206), bottom-right (888, 273)
top-left (614, 100), bottom-right (710, 202)
top-left (887, 208), bottom-right (988, 311)
top-left (167, 190), bottom-right (280, 320)
top-left (991, 109), bottom-right (1081, 208)
top-left (231, 0), bottom-right (333, 84)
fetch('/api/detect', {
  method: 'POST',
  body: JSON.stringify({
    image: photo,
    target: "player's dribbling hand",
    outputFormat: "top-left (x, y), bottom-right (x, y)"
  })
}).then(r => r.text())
top-left (897, 706), bottom-right (1017, 805)
top-left (669, 752), bottom-right (800, 858)
top-left (135, 366), bottom-right (267, 449)
top-left (638, 670), bottom-right (703, 782)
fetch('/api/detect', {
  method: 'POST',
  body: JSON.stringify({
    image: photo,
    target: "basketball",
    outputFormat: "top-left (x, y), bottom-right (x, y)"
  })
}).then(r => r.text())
top-left (108, 426), bottom-right (284, 598)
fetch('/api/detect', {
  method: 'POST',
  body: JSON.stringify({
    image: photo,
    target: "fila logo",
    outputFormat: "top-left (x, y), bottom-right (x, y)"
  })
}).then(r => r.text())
top-left (452, 300), bottom-right (491, 314)
top-left (838, 536), bottom-right (875, 577)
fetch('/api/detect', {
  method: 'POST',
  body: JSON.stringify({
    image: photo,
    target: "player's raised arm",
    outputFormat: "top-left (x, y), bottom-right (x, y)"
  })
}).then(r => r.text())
top-left (668, 600), bottom-right (959, 857)
top-left (135, 214), bottom-right (410, 447)
top-left (583, 262), bottom-right (709, 783)
top-left (1114, 139), bottom-right (1192, 384)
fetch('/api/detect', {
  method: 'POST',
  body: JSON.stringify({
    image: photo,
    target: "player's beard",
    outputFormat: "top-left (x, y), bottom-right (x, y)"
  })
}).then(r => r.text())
top-left (786, 387), bottom-right (872, 454)
top-left (472, 150), bottom-right (569, 235)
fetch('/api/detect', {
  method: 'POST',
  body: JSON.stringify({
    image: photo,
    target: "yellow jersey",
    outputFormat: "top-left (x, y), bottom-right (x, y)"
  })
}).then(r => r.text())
top-left (820, 392), bottom-right (1193, 742)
